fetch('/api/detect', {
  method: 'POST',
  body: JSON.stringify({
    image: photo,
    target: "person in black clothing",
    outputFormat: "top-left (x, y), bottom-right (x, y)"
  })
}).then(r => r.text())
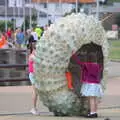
top-left (27, 30), bottom-right (37, 54)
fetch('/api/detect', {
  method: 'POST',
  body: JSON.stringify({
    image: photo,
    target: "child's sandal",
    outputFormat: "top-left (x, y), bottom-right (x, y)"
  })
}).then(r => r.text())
top-left (85, 113), bottom-right (98, 118)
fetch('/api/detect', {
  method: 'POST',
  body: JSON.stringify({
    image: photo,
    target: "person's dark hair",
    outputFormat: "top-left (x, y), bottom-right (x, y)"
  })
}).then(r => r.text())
top-left (30, 45), bottom-right (36, 54)
top-left (33, 46), bottom-right (36, 50)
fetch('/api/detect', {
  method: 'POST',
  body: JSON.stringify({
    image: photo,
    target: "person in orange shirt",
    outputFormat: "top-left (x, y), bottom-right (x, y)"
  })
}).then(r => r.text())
top-left (0, 32), bottom-right (7, 48)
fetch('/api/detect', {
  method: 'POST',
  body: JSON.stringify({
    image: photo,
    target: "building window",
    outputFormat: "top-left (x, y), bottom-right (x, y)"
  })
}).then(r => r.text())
top-left (25, 0), bottom-right (29, 3)
top-left (41, 3), bottom-right (47, 8)
top-left (44, 3), bottom-right (47, 8)
top-left (55, 3), bottom-right (59, 9)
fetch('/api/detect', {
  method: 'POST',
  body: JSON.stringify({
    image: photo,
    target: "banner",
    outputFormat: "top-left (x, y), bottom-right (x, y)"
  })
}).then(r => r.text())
top-left (8, 0), bottom-right (23, 7)
top-left (8, 0), bottom-right (16, 7)
top-left (16, 0), bottom-right (23, 7)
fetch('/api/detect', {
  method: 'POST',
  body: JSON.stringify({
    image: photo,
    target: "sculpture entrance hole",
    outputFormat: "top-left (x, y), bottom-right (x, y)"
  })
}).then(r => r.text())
top-left (68, 42), bottom-right (104, 97)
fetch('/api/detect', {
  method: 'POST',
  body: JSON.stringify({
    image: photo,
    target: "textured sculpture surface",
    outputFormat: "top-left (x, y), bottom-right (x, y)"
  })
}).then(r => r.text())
top-left (34, 13), bottom-right (109, 116)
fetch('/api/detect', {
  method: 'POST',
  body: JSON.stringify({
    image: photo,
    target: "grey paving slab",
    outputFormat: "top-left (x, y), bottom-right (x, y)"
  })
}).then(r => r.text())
top-left (108, 62), bottom-right (120, 78)
top-left (0, 112), bottom-right (120, 120)
top-left (0, 62), bottom-right (120, 120)
top-left (0, 78), bottom-right (120, 120)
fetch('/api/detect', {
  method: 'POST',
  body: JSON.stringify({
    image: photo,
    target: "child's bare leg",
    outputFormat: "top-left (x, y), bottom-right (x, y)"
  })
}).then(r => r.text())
top-left (32, 85), bottom-right (38, 109)
top-left (89, 96), bottom-right (97, 113)
top-left (86, 96), bottom-right (98, 118)
top-left (95, 97), bottom-right (98, 113)
top-left (30, 85), bottom-right (40, 115)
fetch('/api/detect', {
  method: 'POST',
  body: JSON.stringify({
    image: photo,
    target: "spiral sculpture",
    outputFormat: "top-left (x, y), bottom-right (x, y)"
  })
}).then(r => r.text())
top-left (34, 13), bottom-right (109, 116)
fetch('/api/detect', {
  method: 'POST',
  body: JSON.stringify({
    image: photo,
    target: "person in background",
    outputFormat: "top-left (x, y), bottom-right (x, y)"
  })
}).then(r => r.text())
top-left (13, 28), bottom-right (18, 45)
top-left (16, 28), bottom-right (25, 49)
top-left (44, 25), bottom-right (49, 31)
top-left (25, 29), bottom-right (31, 48)
top-left (35, 25), bottom-right (43, 39)
top-left (29, 28), bottom-right (38, 51)
top-left (31, 28), bottom-right (38, 42)
top-left (0, 32), bottom-right (8, 48)
top-left (6, 27), bottom-right (12, 43)
top-left (29, 46), bottom-right (40, 115)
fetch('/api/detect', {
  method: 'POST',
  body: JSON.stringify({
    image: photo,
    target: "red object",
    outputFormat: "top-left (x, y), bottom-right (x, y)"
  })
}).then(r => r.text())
top-left (65, 71), bottom-right (73, 89)
top-left (112, 24), bottom-right (118, 31)
top-left (6, 30), bottom-right (12, 38)
top-left (0, 35), bottom-right (7, 48)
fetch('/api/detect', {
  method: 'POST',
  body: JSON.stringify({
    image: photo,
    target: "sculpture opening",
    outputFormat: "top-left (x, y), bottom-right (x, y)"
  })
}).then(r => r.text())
top-left (68, 42), bottom-right (104, 98)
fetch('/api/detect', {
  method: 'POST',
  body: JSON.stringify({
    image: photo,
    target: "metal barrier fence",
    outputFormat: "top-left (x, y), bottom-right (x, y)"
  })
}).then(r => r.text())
top-left (0, 64), bottom-right (29, 83)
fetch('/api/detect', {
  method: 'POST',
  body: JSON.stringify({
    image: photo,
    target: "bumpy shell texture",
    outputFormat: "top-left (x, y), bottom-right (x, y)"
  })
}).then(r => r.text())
top-left (34, 13), bottom-right (109, 116)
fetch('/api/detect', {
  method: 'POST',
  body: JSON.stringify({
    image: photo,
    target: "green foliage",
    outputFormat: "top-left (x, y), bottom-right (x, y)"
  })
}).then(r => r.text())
top-left (0, 20), bottom-right (14, 32)
top-left (21, 11), bottom-right (37, 30)
top-left (109, 40), bottom-right (120, 61)
top-left (115, 14), bottom-right (120, 27)
top-left (31, 11), bottom-right (37, 28)
top-left (109, 0), bottom-right (120, 2)
top-left (21, 16), bottom-right (30, 30)
top-left (107, 0), bottom-right (120, 4)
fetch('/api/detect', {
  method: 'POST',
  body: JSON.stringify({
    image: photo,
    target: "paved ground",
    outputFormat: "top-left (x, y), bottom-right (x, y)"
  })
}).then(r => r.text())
top-left (108, 62), bottom-right (120, 78)
top-left (0, 62), bottom-right (120, 120)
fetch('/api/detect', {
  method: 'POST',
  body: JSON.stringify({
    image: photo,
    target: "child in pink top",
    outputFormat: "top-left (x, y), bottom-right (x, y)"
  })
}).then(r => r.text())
top-left (29, 47), bottom-right (40, 115)
top-left (72, 50), bottom-right (103, 118)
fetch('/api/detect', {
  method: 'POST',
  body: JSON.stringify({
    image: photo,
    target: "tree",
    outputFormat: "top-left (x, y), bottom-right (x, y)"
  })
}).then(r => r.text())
top-left (0, 20), bottom-right (14, 32)
top-left (31, 12), bottom-right (37, 28)
top-left (21, 10), bottom-right (37, 30)
top-left (99, 0), bottom-right (108, 5)
top-left (115, 14), bottom-right (120, 27)
top-left (21, 16), bottom-right (30, 30)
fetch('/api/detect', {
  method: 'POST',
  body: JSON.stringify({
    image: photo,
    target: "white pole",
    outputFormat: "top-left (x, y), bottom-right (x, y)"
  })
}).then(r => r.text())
top-left (13, 1), bottom-right (16, 32)
top-left (5, 0), bottom-right (8, 31)
top-left (23, 0), bottom-right (25, 33)
top-left (47, 0), bottom-right (49, 25)
top-left (96, 0), bottom-right (99, 21)
top-left (59, 0), bottom-right (62, 17)
top-left (18, 6), bottom-right (20, 20)
top-left (76, 0), bottom-right (78, 13)
top-left (59, 0), bottom-right (61, 12)
top-left (37, 0), bottom-right (40, 25)
top-left (29, 0), bottom-right (32, 29)
top-left (37, 11), bottom-right (40, 26)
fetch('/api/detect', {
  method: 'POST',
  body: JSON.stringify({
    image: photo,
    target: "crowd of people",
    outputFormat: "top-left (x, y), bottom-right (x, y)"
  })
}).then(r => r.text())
top-left (0, 25), bottom-right (48, 49)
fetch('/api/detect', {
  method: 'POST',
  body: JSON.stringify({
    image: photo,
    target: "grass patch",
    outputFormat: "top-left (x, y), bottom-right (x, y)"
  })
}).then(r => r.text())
top-left (108, 40), bottom-right (120, 61)
top-left (109, 0), bottom-right (120, 2)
